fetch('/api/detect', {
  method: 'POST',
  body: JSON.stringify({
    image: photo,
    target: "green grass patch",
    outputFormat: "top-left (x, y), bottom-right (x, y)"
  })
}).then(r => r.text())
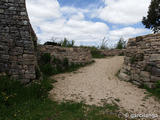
top-left (91, 50), bottom-right (106, 58)
top-left (39, 53), bottom-right (95, 77)
top-left (0, 75), bottom-right (123, 120)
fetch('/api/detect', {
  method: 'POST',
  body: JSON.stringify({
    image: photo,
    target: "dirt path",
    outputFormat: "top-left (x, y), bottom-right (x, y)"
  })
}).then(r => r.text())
top-left (50, 56), bottom-right (160, 118)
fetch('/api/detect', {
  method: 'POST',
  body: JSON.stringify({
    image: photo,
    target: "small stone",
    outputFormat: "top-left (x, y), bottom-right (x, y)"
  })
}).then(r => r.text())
top-left (140, 71), bottom-right (150, 78)
top-left (118, 72), bottom-right (130, 81)
top-left (151, 67), bottom-right (160, 77)
top-left (151, 76), bottom-right (160, 82)
top-left (20, 12), bottom-right (27, 16)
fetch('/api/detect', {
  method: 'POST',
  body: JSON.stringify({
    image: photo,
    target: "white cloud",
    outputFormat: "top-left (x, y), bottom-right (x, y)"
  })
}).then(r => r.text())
top-left (98, 0), bottom-right (151, 24)
top-left (107, 27), bottom-right (151, 47)
top-left (26, 0), bottom-right (109, 46)
top-left (26, 0), bottom-right (151, 47)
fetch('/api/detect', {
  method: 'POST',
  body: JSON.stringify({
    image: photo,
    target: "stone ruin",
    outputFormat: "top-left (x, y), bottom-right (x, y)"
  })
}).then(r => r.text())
top-left (1, 0), bottom-right (160, 87)
top-left (119, 33), bottom-right (160, 88)
top-left (0, 0), bottom-right (38, 83)
top-left (38, 45), bottom-right (92, 65)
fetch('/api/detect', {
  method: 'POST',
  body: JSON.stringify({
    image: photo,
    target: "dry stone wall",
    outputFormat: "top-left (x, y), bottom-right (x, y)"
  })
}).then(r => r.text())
top-left (100, 49), bottom-right (125, 56)
top-left (0, 0), bottom-right (38, 83)
top-left (119, 33), bottom-right (160, 88)
top-left (38, 45), bottom-right (92, 64)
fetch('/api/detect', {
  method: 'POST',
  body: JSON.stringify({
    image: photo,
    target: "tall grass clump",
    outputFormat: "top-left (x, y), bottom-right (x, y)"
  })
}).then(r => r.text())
top-left (91, 49), bottom-right (105, 58)
top-left (0, 75), bottom-right (53, 120)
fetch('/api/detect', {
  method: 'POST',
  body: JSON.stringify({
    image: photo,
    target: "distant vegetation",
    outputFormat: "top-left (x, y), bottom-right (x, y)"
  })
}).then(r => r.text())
top-left (60, 38), bottom-right (75, 47)
top-left (116, 37), bottom-right (126, 49)
top-left (90, 49), bottom-right (106, 58)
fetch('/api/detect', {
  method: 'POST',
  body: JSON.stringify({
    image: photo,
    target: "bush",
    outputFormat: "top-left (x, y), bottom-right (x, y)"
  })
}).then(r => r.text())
top-left (40, 64), bottom-right (55, 76)
top-left (116, 37), bottom-right (126, 49)
top-left (91, 49), bottom-right (105, 58)
top-left (40, 53), bottom-right (51, 65)
top-left (63, 58), bottom-right (69, 69)
top-left (60, 38), bottom-right (75, 47)
top-left (0, 75), bottom-right (53, 119)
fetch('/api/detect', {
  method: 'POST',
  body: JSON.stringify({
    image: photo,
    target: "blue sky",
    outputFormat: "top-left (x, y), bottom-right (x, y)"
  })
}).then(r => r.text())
top-left (26, 0), bottom-right (151, 47)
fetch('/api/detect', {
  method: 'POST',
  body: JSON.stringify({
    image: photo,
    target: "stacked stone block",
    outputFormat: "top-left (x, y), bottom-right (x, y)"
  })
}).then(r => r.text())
top-left (0, 0), bottom-right (37, 83)
top-left (38, 45), bottom-right (93, 65)
top-left (100, 49), bottom-right (125, 56)
top-left (119, 33), bottom-right (160, 88)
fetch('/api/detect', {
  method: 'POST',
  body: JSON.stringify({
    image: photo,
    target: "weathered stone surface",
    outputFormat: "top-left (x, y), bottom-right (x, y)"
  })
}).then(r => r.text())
top-left (118, 71), bottom-right (130, 81)
top-left (150, 54), bottom-right (160, 61)
top-left (151, 67), bottom-right (160, 77)
top-left (120, 33), bottom-right (160, 88)
top-left (38, 45), bottom-right (92, 64)
top-left (140, 71), bottom-right (150, 78)
top-left (132, 81), bottom-right (142, 86)
top-left (100, 49), bottom-right (125, 56)
top-left (0, 0), bottom-right (38, 83)
top-left (151, 76), bottom-right (160, 82)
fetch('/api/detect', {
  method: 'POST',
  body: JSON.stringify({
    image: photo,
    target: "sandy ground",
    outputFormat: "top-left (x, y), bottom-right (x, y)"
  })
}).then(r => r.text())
top-left (50, 56), bottom-right (160, 119)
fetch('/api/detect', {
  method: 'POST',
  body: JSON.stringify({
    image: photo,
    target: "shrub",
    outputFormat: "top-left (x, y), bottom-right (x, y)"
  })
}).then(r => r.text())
top-left (60, 38), bottom-right (75, 47)
top-left (35, 66), bottom-right (41, 79)
top-left (40, 53), bottom-right (51, 65)
top-left (91, 49), bottom-right (105, 58)
top-left (40, 64), bottom-right (55, 76)
top-left (63, 58), bottom-right (69, 69)
top-left (0, 75), bottom-right (53, 120)
top-left (116, 37), bottom-right (126, 49)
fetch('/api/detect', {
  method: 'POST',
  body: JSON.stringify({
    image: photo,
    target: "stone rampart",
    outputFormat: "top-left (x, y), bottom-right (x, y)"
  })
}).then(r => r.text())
top-left (0, 0), bottom-right (38, 83)
top-left (119, 33), bottom-right (160, 88)
top-left (38, 45), bottom-right (92, 64)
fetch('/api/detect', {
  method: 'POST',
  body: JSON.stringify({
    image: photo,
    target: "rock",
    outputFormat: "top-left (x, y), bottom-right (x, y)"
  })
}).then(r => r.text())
top-left (132, 81), bottom-right (142, 86)
top-left (151, 76), bottom-right (160, 82)
top-left (151, 67), bottom-right (160, 77)
top-left (150, 54), bottom-right (160, 61)
top-left (118, 72), bottom-right (130, 81)
top-left (140, 71), bottom-right (150, 78)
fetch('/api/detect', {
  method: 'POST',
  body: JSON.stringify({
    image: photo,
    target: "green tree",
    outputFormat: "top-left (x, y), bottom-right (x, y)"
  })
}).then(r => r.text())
top-left (142, 0), bottom-right (160, 33)
top-left (116, 37), bottom-right (126, 49)
top-left (61, 38), bottom-right (75, 47)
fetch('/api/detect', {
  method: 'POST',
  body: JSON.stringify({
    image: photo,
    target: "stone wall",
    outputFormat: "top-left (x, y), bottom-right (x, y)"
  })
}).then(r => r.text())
top-left (119, 33), bottom-right (160, 88)
top-left (0, 0), bottom-right (38, 83)
top-left (100, 49), bottom-right (125, 56)
top-left (38, 45), bottom-right (92, 64)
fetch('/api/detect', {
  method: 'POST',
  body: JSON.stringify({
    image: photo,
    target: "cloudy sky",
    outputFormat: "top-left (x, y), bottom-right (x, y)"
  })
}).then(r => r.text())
top-left (26, 0), bottom-right (152, 47)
